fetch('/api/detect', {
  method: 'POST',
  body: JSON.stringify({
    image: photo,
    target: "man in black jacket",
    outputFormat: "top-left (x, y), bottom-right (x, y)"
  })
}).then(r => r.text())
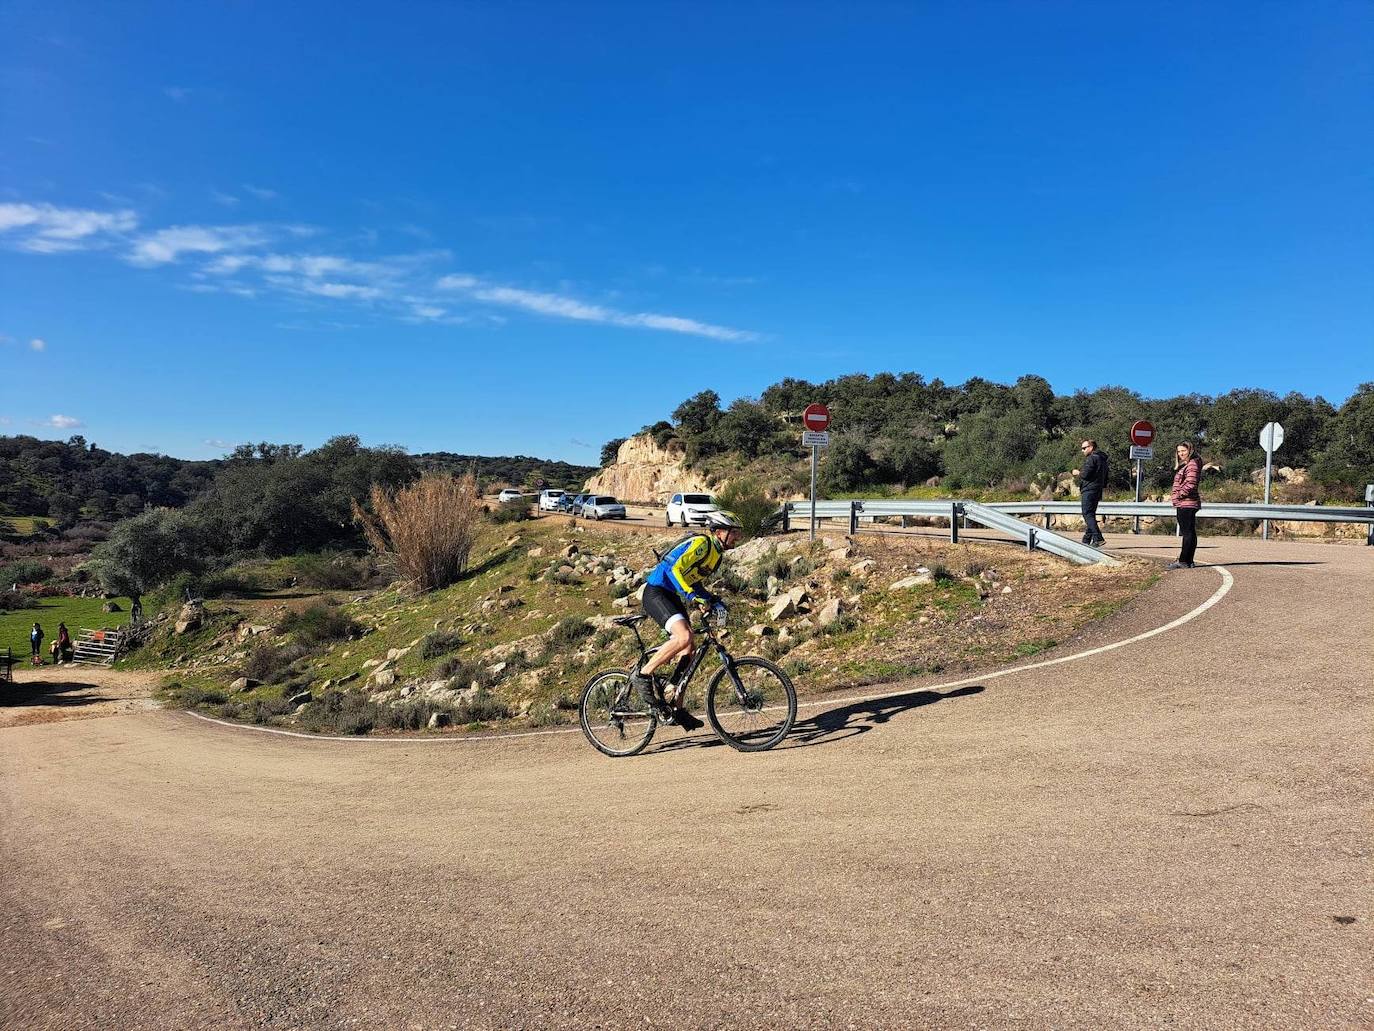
top-left (1074, 440), bottom-right (1108, 547)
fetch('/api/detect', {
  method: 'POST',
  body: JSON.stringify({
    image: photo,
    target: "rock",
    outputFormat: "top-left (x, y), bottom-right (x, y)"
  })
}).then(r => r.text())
top-left (817, 599), bottom-right (843, 627)
top-left (1001, 585), bottom-right (1012, 594)
top-left (336, 672), bottom-right (359, 686)
top-left (852, 559), bottom-right (877, 574)
top-left (766, 575), bottom-right (781, 598)
top-left (890, 574), bottom-right (933, 590)
top-left (827, 539), bottom-right (854, 560)
top-left (230, 677), bottom-right (260, 693)
top-left (498, 597), bottom-right (524, 610)
top-left (557, 564), bottom-right (576, 576)
top-left (488, 661), bottom-right (509, 677)
top-left (173, 600), bottom-right (204, 635)
top-left (287, 690), bottom-right (312, 706)
top-left (292, 703), bottom-right (309, 716)
top-left (747, 624), bottom-right (775, 637)
top-left (319, 678), bottom-right (334, 690)
top-left (787, 585), bottom-right (810, 607)
top-left (372, 669), bottom-right (396, 687)
top-left (101, 601), bottom-right (121, 612)
top-left (612, 596), bottom-right (631, 609)
top-left (386, 646), bottom-right (411, 661)
top-left (768, 595), bottom-right (796, 621)
top-left (527, 546), bottom-right (545, 558)
top-left (362, 658), bottom-right (381, 668)
top-left (428, 712), bottom-right (452, 729)
top-left (561, 544), bottom-right (580, 559)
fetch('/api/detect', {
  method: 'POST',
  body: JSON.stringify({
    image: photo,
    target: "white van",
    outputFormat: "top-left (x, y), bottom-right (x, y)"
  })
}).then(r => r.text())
top-left (539, 489), bottom-right (567, 511)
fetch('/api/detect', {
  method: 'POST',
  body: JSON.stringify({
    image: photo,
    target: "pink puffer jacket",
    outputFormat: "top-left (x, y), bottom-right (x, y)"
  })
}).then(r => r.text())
top-left (1171, 457), bottom-right (1202, 509)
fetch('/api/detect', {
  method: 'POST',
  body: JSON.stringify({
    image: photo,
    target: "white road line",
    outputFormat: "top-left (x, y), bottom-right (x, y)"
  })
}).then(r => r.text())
top-left (185, 566), bottom-right (1234, 745)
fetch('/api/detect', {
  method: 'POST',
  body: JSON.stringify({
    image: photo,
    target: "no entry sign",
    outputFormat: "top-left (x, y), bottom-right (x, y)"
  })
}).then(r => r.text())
top-left (1130, 420), bottom-right (1155, 448)
top-left (803, 403), bottom-right (831, 432)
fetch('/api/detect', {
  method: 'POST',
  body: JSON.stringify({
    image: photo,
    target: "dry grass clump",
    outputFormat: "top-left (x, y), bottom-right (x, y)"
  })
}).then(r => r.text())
top-left (354, 472), bottom-right (482, 592)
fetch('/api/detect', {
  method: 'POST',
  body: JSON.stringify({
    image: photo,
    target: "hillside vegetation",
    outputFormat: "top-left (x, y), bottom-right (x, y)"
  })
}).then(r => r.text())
top-left (619, 377), bottom-right (1374, 499)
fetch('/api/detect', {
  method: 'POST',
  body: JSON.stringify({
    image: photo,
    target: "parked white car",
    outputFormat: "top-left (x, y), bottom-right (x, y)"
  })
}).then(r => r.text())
top-left (582, 495), bottom-right (627, 520)
top-left (497, 488), bottom-right (524, 504)
top-left (665, 492), bottom-right (719, 527)
top-left (538, 489), bottom-right (566, 511)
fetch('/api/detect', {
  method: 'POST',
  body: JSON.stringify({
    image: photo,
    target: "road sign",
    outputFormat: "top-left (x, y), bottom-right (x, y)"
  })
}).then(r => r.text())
top-left (1129, 445), bottom-right (1153, 460)
top-left (802, 430), bottom-right (830, 447)
top-left (1259, 422), bottom-right (1284, 453)
top-left (803, 403), bottom-right (831, 432)
top-left (1130, 420), bottom-right (1155, 447)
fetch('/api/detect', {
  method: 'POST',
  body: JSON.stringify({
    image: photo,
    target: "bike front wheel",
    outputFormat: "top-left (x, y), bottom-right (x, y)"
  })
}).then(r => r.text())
top-left (705, 657), bottom-right (796, 752)
top-left (580, 670), bottom-right (657, 757)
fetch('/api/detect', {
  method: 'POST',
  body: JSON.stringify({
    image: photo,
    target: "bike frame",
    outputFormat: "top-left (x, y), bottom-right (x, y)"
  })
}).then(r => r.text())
top-left (623, 616), bottom-right (743, 707)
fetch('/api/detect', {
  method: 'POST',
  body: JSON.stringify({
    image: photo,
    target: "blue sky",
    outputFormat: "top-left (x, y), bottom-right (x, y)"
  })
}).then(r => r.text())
top-left (2, 2), bottom-right (1370, 462)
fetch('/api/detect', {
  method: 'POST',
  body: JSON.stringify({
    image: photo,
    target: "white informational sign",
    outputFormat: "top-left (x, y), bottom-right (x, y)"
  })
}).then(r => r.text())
top-left (802, 430), bottom-right (830, 447)
top-left (1129, 445), bottom-right (1153, 460)
top-left (1259, 422), bottom-right (1284, 453)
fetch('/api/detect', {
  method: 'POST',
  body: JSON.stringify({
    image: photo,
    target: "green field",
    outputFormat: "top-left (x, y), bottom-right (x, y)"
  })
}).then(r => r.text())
top-left (2, 516), bottom-right (52, 535)
top-left (0, 596), bottom-right (132, 663)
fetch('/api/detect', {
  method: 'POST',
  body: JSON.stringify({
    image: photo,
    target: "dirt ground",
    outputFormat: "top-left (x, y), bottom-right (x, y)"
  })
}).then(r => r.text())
top-left (0, 664), bottom-right (159, 728)
top-left (2, 533), bottom-right (1370, 1030)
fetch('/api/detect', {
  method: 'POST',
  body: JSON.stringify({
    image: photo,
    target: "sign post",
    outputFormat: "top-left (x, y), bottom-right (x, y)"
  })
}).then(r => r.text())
top-left (802, 404), bottom-right (831, 541)
top-left (1259, 422), bottom-right (1284, 540)
top-left (1129, 421), bottom-right (1155, 534)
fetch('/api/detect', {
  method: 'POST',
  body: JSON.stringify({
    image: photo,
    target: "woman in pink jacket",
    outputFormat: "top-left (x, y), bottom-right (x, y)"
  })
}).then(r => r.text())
top-left (1169, 442), bottom-right (1203, 569)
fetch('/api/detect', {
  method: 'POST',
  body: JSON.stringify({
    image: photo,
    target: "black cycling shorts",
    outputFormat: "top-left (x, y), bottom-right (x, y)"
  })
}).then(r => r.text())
top-left (642, 584), bottom-right (689, 630)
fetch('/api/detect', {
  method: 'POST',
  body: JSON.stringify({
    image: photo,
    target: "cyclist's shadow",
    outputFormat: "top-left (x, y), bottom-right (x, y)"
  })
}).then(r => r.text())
top-left (650, 683), bottom-right (986, 755)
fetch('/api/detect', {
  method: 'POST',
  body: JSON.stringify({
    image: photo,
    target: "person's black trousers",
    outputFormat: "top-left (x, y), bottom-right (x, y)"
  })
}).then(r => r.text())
top-left (1176, 507), bottom-right (1198, 564)
top-left (1080, 489), bottom-right (1103, 543)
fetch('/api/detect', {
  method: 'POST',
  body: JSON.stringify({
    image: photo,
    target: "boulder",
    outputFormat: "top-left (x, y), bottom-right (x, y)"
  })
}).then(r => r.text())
top-left (747, 624), bottom-right (775, 637)
top-left (817, 599), bottom-right (843, 627)
top-left (101, 601), bottom-right (121, 613)
top-left (766, 575), bottom-right (781, 598)
top-left (852, 559), bottom-right (877, 574)
top-left (372, 669), bottom-right (396, 687)
top-left (787, 585), bottom-right (810, 607)
top-left (386, 646), bottom-right (411, 661)
top-left (428, 712), bottom-right (452, 730)
top-left (335, 672), bottom-right (359, 686)
top-left (561, 544), bottom-right (580, 559)
top-left (527, 546), bottom-right (545, 558)
top-left (230, 677), bottom-right (260, 693)
top-left (173, 601), bottom-right (204, 635)
top-left (612, 596), bottom-right (631, 610)
top-left (889, 574), bottom-right (933, 590)
top-left (768, 595), bottom-right (796, 621)
top-left (287, 690), bottom-right (312, 707)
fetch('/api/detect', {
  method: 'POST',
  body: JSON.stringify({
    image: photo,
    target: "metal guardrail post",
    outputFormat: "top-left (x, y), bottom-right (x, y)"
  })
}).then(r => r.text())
top-left (950, 502), bottom-right (959, 543)
top-left (781, 505), bottom-right (790, 534)
top-left (1027, 527), bottom-right (1036, 552)
top-left (849, 501), bottom-right (859, 536)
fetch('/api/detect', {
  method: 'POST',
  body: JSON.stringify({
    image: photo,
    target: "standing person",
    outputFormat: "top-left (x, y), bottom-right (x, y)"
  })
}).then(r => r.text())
top-left (54, 622), bottom-right (73, 664)
top-left (30, 622), bottom-right (44, 664)
top-left (1073, 439), bottom-right (1109, 547)
top-left (1169, 442), bottom-right (1203, 569)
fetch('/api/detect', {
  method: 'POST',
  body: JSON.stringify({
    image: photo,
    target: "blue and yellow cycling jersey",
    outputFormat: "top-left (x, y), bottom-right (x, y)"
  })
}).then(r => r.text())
top-left (646, 533), bottom-right (724, 605)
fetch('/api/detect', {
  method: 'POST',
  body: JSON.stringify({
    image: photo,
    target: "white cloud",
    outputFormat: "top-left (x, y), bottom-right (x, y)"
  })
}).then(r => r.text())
top-left (301, 281), bottom-right (383, 301)
top-left (211, 189), bottom-right (240, 207)
top-left (203, 438), bottom-right (232, 449)
top-left (45, 414), bottom-right (82, 429)
top-left (29, 338), bottom-right (46, 352)
top-left (127, 224), bottom-right (269, 265)
top-left (242, 184), bottom-right (278, 201)
top-left (0, 202), bottom-right (137, 253)
top-left (436, 276), bottom-right (759, 342)
top-left (164, 86), bottom-right (191, 102)
top-left (0, 416), bottom-right (11, 426)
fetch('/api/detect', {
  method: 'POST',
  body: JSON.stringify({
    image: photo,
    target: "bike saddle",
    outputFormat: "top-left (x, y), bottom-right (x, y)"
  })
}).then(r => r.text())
top-left (612, 614), bottom-right (648, 626)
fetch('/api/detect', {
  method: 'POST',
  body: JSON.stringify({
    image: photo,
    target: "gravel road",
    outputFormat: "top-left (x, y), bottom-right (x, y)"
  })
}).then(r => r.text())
top-left (2, 535), bottom-right (1370, 1029)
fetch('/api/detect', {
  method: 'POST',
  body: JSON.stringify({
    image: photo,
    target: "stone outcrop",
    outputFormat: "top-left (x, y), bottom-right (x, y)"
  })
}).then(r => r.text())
top-left (582, 434), bottom-right (711, 504)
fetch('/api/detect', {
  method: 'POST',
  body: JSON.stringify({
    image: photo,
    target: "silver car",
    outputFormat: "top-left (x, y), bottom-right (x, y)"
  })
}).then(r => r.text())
top-left (582, 495), bottom-right (627, 520)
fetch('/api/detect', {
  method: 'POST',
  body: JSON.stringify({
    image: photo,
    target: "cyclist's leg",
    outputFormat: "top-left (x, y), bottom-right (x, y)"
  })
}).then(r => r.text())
top-left (639, 587), bottom-right (693, 678)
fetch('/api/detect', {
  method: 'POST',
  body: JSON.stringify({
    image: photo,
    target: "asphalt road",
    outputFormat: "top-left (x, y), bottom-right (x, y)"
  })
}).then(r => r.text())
top-left (2, 535), bottom-right (1371, 1029)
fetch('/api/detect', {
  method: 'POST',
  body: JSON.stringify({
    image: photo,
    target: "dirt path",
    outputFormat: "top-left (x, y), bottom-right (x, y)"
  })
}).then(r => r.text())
top-left (2, 535), bottom-right (1370, 1030)
top-left (0, 664), bottom-right (160, 728)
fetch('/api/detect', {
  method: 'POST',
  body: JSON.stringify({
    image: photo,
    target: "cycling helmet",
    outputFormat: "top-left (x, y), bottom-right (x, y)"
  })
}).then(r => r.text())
top-left (704, 510), bottom-right (743, 530)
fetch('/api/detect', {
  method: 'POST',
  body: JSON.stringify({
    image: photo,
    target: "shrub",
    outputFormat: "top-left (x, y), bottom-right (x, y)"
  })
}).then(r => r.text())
top-left (930, 564), bottom-right (957, 583)
top-left (419, 630), bottom-right (464, 660)
top-left (167, 684), bottom-right (229, 708)
top-left (714, 479), bottom-right (777, 540)
top-left (820, 613), bottom-right (860, 637)
top-left (548, 617), bottom-right (593, 649)
top-left (0, 592), bottom-right (42, 612)
top-left (354, 472), bottom-right (483, 592)
top-left (199, 569), bottom-right (257, 598)
top-left (242, 640), bottom-right (312, 683)
top-left (489, 504), bottom-right (532, 524)
top-left (293, 552), bottom-right (376, 590)
top-left (278, 604), bottom-right (359, 647)
top-left (0, 559), bottom-right (52, 585)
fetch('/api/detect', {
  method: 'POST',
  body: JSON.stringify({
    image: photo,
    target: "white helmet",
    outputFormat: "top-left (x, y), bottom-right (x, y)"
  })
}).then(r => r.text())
top-left (704, 510), bottom-right (742, 530)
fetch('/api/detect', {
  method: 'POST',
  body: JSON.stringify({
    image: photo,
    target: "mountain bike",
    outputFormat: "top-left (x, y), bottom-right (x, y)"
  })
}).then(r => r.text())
top-left (579, 612), bottom-right (796, 757)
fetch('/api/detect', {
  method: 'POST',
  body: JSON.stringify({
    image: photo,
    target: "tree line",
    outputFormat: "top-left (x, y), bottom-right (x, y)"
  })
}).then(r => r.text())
top-left (617, 376), bottom-right (1374, 495)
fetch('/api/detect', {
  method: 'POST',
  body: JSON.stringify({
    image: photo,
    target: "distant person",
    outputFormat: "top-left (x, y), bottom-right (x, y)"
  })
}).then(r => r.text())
top-left (1169, 442), bottom-right (1203, 569)
top-left (30, 621), bottom-right (44, 664)
top-left (1073, 439), bottom-right (1108, 547)
top-left (131, 597), bottom-right (143, 623)
top-left (52, 622), bottom-right (73, 664)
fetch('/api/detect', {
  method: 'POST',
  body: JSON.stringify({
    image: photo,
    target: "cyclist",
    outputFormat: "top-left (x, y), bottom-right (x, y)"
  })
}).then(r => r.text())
top-left (631, 509), bottom-right (744, 730)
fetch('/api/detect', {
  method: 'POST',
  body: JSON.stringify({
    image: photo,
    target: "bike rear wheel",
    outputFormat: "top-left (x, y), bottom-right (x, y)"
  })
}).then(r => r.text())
top-left (580, 670), bottom-right (657, 757)
top-left (705, 657), bottom-right (796, 752)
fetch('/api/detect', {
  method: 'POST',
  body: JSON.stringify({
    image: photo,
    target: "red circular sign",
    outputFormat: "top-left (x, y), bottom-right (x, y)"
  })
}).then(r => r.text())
top-left (803, 403), bottom-right (831, 431)
top-left (1130, 420), bottom-right (1155, 447)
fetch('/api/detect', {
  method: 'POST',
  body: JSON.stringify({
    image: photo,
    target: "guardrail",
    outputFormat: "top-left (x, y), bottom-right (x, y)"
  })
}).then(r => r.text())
top-left (778, 497), bottom-right (1374, 565)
